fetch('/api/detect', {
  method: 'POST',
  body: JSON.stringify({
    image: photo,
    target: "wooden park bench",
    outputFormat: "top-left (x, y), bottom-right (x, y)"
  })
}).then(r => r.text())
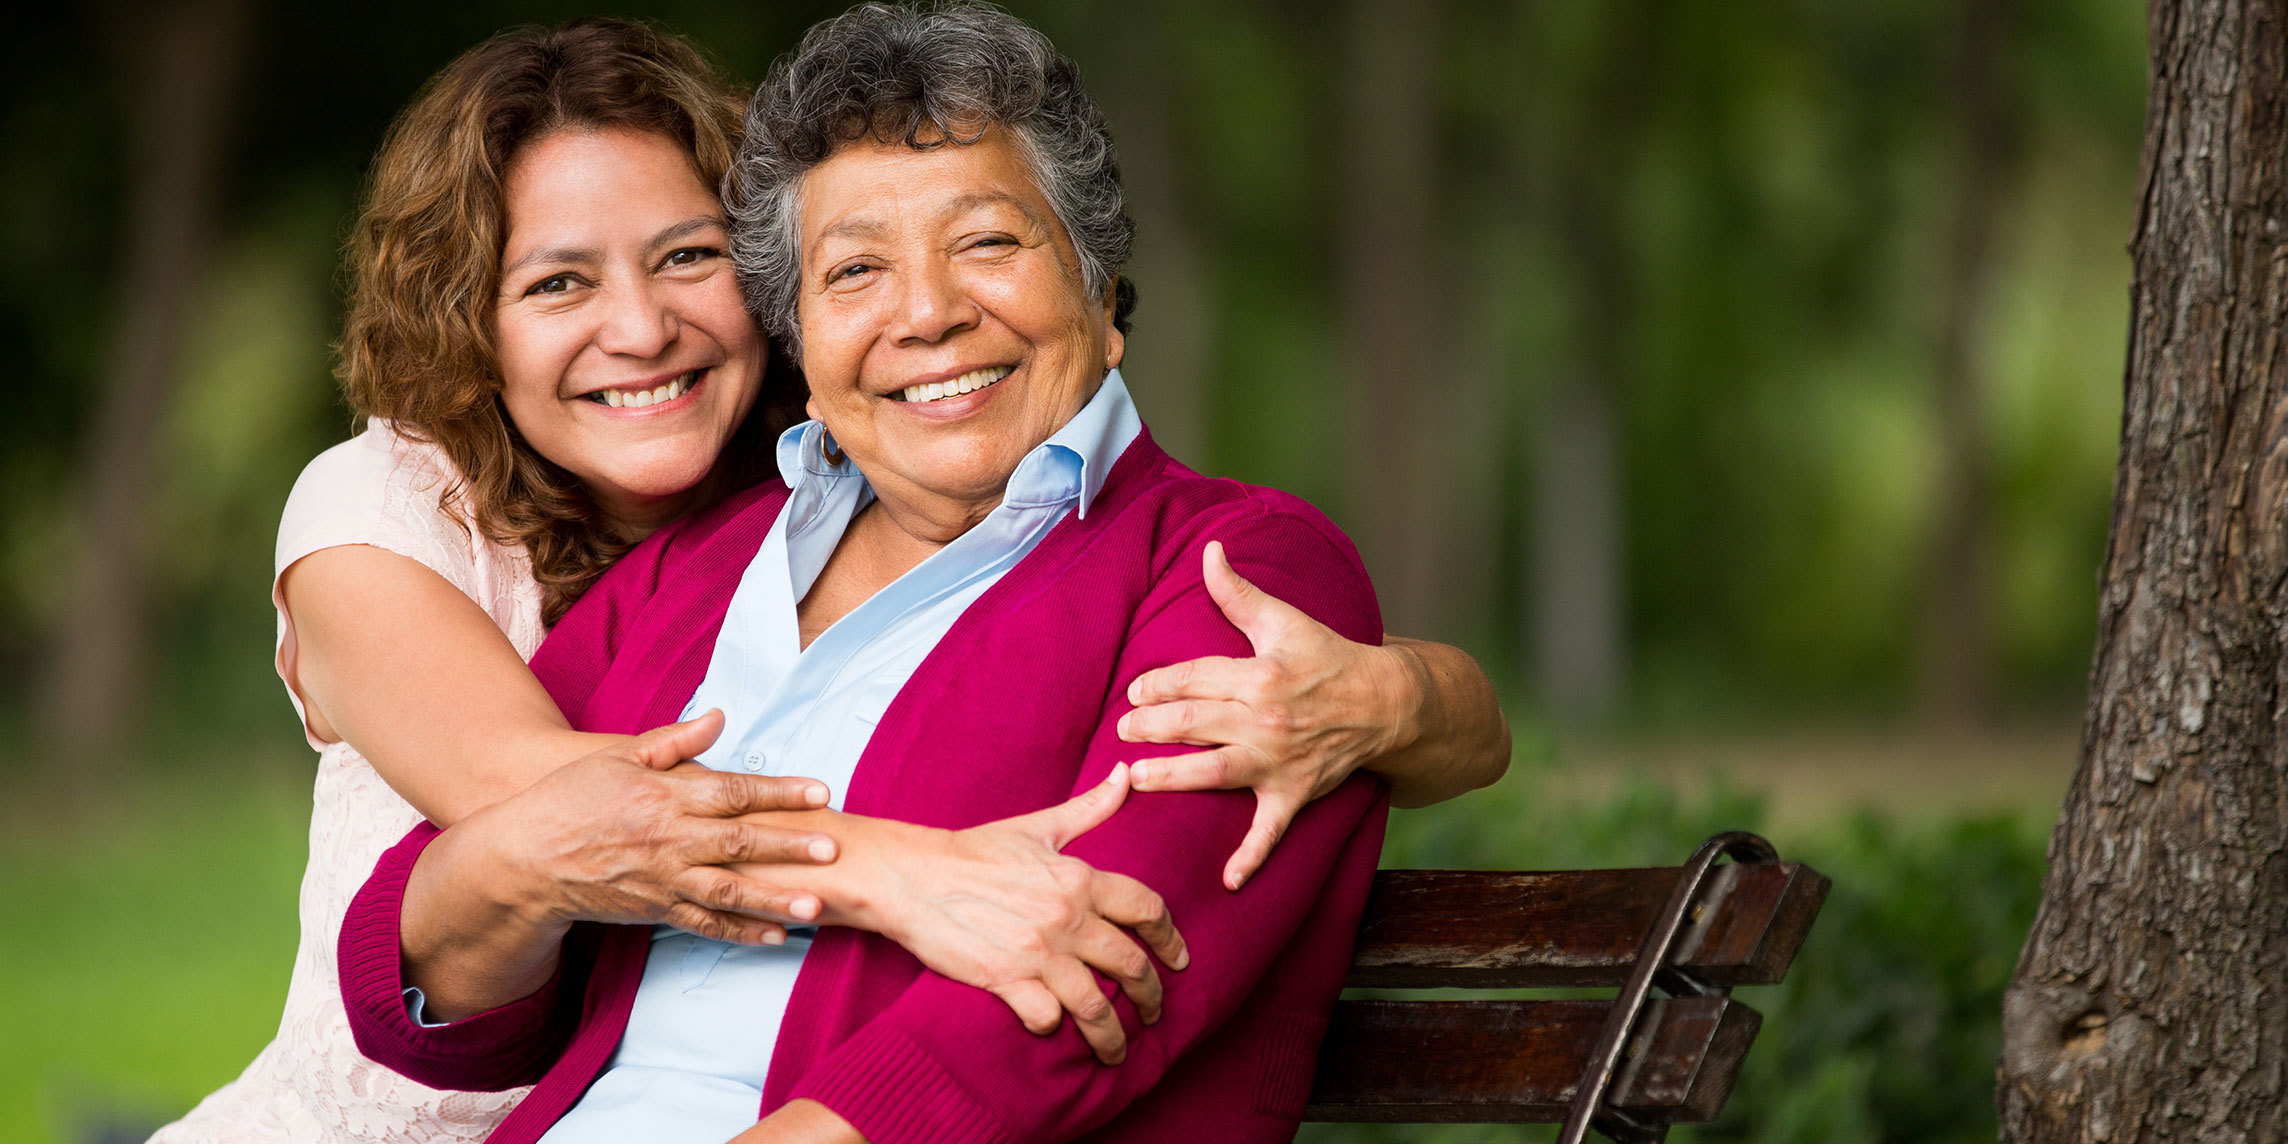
top-left (1306, 832), bottom-right (1829, 1142)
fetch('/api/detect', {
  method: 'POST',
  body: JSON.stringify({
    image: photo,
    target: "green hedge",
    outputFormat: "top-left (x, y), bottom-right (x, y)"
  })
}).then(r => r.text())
top-left (1301, 748), bottom-right (2049, 1144)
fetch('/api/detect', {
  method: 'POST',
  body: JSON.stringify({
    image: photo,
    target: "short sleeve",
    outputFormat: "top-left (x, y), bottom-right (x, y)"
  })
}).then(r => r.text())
top-left (271, 422), bottom-right (538, 749)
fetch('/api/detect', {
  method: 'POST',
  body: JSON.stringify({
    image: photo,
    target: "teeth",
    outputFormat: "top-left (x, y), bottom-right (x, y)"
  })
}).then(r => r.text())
top-left (590, 371), bottom-right (697, 409)
top-left (901, 366), bottom-right (1012, 404)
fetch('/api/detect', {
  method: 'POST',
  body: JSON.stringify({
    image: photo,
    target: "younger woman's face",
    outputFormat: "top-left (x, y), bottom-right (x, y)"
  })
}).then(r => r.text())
top-left (493, 127), bottom-right (764, 534)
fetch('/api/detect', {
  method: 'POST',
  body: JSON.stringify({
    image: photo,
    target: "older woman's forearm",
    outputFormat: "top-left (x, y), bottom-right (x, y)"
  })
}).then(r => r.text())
top-left (1373, 637), bottom-right (1510, 808)
top-left (397, 816), bottom-right (570, 1021)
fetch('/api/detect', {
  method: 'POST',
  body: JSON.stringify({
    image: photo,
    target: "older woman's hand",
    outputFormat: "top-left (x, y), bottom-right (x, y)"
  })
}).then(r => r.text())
top-left (1118, 541), bottom-right (1507, 891)
top-left (761, 764), bottom-right (1187, 1066)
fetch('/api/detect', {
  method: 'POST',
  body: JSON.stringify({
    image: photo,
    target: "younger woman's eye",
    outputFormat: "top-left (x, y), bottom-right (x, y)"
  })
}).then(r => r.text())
top-left (664, 246), bottom-right (719, 268)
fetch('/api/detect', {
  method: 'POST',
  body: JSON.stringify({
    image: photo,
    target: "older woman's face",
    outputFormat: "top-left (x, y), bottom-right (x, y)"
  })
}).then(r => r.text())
top-left (795, 128), bottom-right (1123, 526)
top-left (493, 127), bottom-right (764, 532)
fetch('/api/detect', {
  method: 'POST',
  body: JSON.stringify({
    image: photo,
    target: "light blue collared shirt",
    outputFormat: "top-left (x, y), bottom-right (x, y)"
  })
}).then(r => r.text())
top-left (537, 370), bottom-right (1142, 1144)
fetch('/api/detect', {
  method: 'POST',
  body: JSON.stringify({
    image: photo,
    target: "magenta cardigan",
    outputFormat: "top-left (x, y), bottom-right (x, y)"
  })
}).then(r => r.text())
top-left (338, 430), bottom-right (1389, 1144)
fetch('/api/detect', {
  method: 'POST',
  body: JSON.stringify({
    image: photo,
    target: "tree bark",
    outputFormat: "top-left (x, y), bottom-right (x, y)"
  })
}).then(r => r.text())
top-left (1998, 1), bottom-right (2288, 1139)
top-left (45, 0), bottom-right (248, 765)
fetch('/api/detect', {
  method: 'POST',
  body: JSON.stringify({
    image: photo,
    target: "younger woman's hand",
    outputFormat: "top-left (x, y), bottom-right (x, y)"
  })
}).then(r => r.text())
top-left (840, 765), bottom-right (1188, 1066)
top-left (479, 712), bottom-right (841, 944)
top-left (1116, 541), bottom-right (1426, 891)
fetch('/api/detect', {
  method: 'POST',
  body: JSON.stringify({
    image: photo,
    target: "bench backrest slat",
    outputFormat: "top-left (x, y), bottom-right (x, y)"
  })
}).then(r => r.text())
top-left (1346, 862), bottom-right (1830, 989)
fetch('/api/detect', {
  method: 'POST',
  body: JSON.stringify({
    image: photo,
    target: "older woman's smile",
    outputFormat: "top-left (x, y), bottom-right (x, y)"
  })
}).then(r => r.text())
top-left (895, 364), bottom-right (1014, 404)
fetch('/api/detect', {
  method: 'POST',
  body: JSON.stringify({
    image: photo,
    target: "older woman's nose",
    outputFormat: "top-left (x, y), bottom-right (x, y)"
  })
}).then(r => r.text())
top-left (886, 261), bottom-right (981, 345)
top-left (594, 280), bottom-right (680, 359)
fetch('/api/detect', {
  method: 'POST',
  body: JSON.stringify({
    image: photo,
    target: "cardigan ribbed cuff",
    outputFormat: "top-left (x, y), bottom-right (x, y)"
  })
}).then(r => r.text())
top-left (337, 823), bottom-right (567, 1090)
top-left (791, 1023), bottom-right (1016, 1144)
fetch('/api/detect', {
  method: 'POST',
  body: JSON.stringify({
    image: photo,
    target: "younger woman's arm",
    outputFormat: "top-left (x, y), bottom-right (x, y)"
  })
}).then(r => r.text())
top-left (281, 544), bottom-right (615, 827)
top-left (1118, 542), bottom-right (1511, 888)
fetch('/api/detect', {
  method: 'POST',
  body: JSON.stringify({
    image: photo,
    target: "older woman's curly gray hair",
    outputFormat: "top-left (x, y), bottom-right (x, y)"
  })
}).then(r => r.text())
top-left (727, 1), bottom-right (1135, 352)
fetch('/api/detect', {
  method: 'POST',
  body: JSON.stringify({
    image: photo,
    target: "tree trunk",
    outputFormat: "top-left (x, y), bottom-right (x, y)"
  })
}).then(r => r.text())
top-left (1922, 0), bottom-right (2017, 732)
top-left (45, 0), bottom-right (247, 766)
top-left (1998, 1), bottom-right (2288, 1139)
top-left (1080, 0), bottom-right (1212, 467)
top-left (1340, 0), bottom-right (1440, 637)
top-left (1528, 1), bottom-right (1650, 724)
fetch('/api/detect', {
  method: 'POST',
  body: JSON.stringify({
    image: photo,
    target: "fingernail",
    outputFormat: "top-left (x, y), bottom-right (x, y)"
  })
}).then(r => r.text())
top-left (1127, 678), bottom-right (1144, 705)
top-left (809, 838), bottom-right (837, 862)
top-left (1131, 760), bottom-right (1155, 787)
top-left (792, 896), bottom-right (820, 920)
top-left (1117, 713), bottom-right (1135, 740)
top-left (806, 784), bottom-right (829, 806)
top-left (763, 929), bottom-right (786, 946)
top-left (1107, 762), bottom-right (1128, 786)
top-left (1174, 947), bottom-right (1190, 971)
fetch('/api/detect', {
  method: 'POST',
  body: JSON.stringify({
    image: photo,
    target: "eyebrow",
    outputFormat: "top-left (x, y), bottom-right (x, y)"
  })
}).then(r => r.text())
top-left (501, 215), bottom-right (728, 276)
top-left (812, 191), bottom-right (1047, 249)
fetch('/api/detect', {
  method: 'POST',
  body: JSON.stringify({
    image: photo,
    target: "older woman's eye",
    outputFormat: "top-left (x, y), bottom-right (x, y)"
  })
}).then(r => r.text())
top-left (526, 274), bottom-right (577, 297)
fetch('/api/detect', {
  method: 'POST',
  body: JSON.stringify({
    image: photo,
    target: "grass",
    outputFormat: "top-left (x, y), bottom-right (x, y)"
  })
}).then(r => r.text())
top-left (0, 759), bottom-right (309, 1144)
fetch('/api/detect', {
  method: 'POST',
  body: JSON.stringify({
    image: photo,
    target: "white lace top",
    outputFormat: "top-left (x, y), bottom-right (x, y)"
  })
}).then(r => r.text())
top-left (151, 421), bottom-right (543, 1143)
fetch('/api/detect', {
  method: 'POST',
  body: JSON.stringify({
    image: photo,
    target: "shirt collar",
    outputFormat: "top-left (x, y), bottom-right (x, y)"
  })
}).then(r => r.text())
top-left (773, 367), bottom-right (1142, 520)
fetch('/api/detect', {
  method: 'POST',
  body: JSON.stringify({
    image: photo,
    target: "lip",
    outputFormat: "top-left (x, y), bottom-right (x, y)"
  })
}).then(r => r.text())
top-left (888, 364), bottom-right (1017, 423)
top-left (578, 369), bottom-right (709, 417)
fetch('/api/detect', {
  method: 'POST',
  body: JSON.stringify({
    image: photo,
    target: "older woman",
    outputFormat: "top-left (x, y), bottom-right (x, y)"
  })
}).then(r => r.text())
top-left (157, 17), bottom-right (1505, 1144)
top-left (340, 6), bottom-right (1454, 1143)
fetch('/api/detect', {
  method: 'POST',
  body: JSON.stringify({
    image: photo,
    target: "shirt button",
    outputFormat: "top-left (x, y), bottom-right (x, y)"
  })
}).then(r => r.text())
top-left (744, 751), bottom-right (767, 773)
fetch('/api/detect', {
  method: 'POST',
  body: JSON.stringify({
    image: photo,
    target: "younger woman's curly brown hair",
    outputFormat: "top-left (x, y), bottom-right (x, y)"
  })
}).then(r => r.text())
top-left (338, 17), bottom-right (803, 624)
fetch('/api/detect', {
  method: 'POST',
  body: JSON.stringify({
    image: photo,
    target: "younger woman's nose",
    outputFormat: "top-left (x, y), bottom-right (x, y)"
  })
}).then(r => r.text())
top-left (594, 280), bottom-right (679, 358)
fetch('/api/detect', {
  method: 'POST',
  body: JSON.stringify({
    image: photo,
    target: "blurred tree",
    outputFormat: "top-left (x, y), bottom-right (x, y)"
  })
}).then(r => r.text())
top-left (1340, 0), bottom-right (1441, 636)
top-left (1922, 0), bottom-right (2021, 731)
top-left (1530, 0), bottom-right (1651, 724)
top-left (1998, 0), bottom-right (2288, 1137)
top-left (45, 0), bottom-right (249, 767)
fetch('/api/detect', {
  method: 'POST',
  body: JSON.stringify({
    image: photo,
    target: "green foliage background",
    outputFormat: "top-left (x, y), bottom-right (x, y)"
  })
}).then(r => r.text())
top-left (0, 0), bottom-right (2135, 1139)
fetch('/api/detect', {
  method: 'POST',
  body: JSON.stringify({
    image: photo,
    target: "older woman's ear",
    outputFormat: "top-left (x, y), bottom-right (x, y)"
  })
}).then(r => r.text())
top-left (1104, 277), bottom-right (1126, 369)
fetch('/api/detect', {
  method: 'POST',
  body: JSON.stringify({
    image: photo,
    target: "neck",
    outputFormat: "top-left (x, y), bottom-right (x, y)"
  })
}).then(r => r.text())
top-left (591, 484), bottom-right (701, 542)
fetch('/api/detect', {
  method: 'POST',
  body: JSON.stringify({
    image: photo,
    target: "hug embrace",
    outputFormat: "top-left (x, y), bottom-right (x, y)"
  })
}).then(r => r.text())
top-left (151, 5), bottom-right (1508, 1143)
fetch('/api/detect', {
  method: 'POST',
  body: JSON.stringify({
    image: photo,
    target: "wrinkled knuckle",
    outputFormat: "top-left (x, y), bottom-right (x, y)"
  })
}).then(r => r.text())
top-left (1258, 703), bottom-right (1299, 735)
top-left (1051, 860), bottom-right (1094, 897)
top-left (1204, 753), bottom-right (1238, 787)
top-left (1164, 701), bottom-right (1195, 734)
top-left (1073, 993), bottom-right (1115, 1023)
top-left (1119, 950), bottom-right (1151, 981)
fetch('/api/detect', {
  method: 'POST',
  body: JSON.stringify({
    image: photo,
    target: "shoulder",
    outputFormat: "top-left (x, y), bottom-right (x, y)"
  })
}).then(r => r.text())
top-left (1098, 439), bottom-right (1381, 642)
top-left (275, 420), bottom-right (481, 590)
top-left (1119, 443), bottom-right (1366, 577)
